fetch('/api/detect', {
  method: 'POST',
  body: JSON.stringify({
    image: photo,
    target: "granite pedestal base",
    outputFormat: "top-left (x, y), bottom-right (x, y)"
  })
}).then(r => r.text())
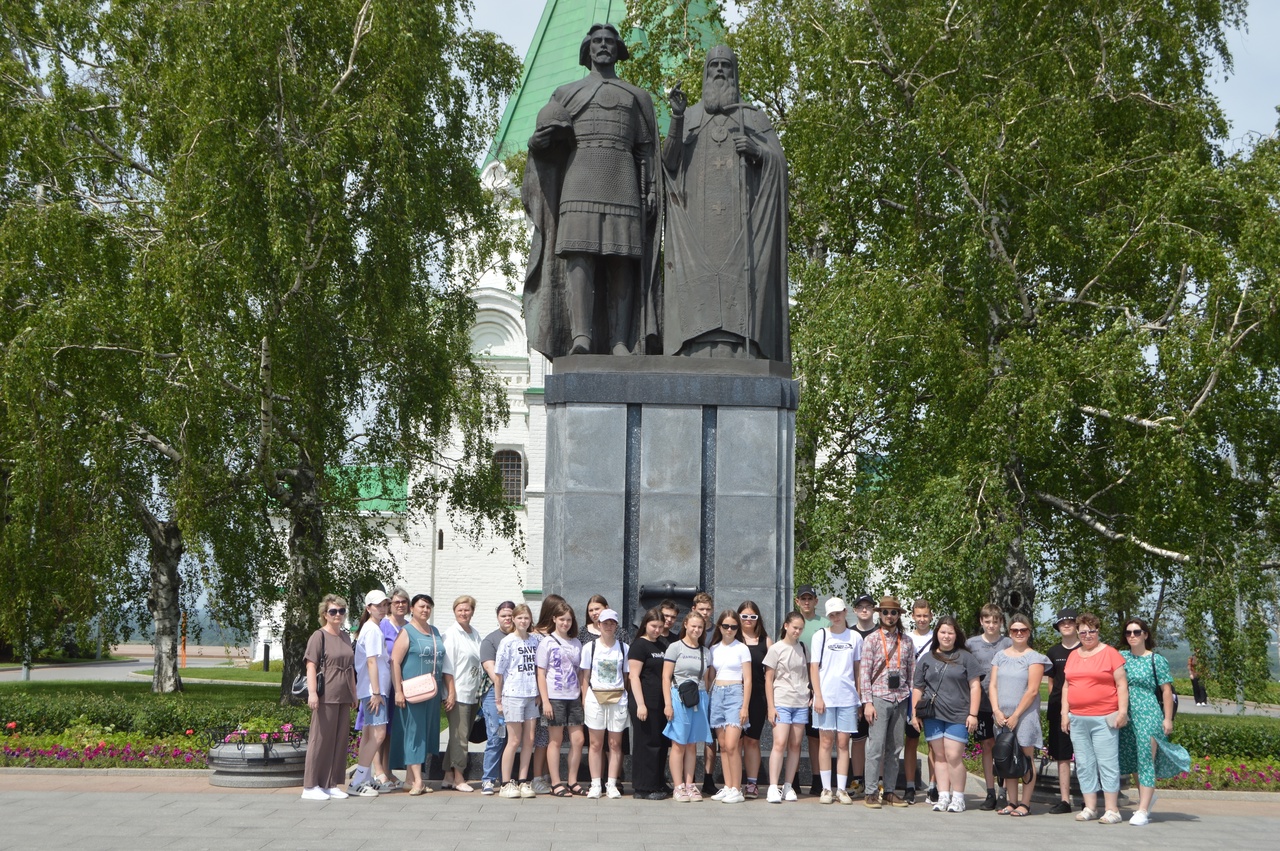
top-left (542, 356), bottom-right (798, 631)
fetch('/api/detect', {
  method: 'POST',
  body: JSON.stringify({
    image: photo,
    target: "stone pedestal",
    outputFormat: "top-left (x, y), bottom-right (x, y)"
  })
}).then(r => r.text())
top-left (542, 356), bottom-right (797, 631)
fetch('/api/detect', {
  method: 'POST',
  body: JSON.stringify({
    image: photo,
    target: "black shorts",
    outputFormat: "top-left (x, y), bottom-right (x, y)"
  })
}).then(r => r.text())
top-left (1046, 698), bottom-right (1073, 760)
top-left (547, 697), bottom-right (584, 727)
top-left (850, 710), bottom-right (870, 742)
top-left (974, 710), bottom-right (996, 741)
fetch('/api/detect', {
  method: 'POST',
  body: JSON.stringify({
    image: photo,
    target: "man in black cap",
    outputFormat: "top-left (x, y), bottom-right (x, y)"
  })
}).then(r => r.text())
top-left (1045, 607), bottom-right (1080, 813)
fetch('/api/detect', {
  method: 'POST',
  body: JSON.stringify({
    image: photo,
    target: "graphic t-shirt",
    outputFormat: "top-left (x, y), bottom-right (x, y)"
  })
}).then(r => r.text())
top-left (495, 633), bottom-right (541, 699)
top-left (664, 640), bottom-right (708, 687)
top-left (535, 634), bottom-right (583, 699)
top-left (810, 628), bottom-right (863, 707)
top-left (581, 639), bottom-right (628, 708)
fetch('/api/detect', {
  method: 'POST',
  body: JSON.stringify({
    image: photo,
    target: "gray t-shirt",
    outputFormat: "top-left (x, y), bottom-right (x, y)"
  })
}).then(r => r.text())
top-left (965, 634), bottom-right (1012, 713)
top-left (664, 639), bottom-right (708, 687)
top-left (914, 649), bottom-right (983, 724)
top-left (481, 628), bottom-right (507, 665)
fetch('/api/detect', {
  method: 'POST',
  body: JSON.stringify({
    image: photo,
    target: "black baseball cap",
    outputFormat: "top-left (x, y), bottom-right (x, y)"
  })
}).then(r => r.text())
top-left (1054, 608), bottom-right (1079, 629)
top-left (853, 594), bottom-right (875, 607)
top-left (795, 584), bottom-right (817, 598)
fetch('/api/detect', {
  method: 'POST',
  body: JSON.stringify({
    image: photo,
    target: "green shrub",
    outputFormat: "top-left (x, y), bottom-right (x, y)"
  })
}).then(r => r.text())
top-left (1172, 677), bottom-right (1280, 705)
top-left (0, 689), bottom-right (309, 738)
top-left (1171, 715), bottom-right (1280, 760)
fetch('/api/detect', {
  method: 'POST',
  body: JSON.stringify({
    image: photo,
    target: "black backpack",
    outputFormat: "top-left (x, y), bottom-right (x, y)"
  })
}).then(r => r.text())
top-left (992, 726), bottom-right (1032, 783)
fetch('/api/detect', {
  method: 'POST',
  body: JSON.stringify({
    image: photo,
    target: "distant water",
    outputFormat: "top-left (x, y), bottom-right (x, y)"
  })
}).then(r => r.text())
top-left (1158, 636), bottom-right (1280, 680)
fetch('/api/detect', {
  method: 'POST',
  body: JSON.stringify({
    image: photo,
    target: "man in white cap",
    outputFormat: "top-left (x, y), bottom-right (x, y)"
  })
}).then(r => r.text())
top-left (808, 598), bottom-right (863, 804)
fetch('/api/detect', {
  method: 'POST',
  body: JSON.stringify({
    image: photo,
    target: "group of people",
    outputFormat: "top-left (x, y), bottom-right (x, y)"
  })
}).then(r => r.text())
top-left (299, 585), bottom-right (1191, 824)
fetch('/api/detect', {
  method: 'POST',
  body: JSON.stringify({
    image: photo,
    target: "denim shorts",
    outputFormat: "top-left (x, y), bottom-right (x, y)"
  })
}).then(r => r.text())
top-left (501, 695), bottom-right (538, 724)
top-left (359, 695), bottom-right (389, 727)
top-left (814, 704), bottom-right (859, 733)
top-left (923, 717), bottom-right (969, 743)
top-left (547, 697), bottom-right (585, 727)
top-left (709, 683), bottom-right (746, 729)
top-left (775, 705), bottom-right (810, 726)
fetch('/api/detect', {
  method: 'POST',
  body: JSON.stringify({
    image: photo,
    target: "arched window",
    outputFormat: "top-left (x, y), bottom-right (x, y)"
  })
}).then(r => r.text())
top-left (494, 450), bottom-right (524, 505)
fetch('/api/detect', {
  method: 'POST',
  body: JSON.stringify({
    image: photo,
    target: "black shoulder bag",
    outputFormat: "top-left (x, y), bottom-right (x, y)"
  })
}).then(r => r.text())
top-left (291, 630), bottom-right (326, 700)
top-left (678, 646), bottom-right (705, 708)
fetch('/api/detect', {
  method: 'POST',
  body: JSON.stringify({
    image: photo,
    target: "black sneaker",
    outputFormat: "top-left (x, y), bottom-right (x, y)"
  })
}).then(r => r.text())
top-left (926, 785), bottom-right (939, 803)
top-left (979, 790), bottom-right (998, 811)
top-left (701, 776), bottom-right (717, 797)
top-left (1048, 799), bottom-right (1073, 814)
top-left (903, 787), bottom-right (916, 805)
top-left (810, 779), bottom-right (823, 797)
top-left (996, 788), bottom-right (1008, 808)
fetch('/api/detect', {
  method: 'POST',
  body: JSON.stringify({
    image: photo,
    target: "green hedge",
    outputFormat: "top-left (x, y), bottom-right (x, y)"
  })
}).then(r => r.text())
top-left (0, 690), bottom-right (309, 737)
top-left (1172, 677), bottom-right (1280, 706)
top-left (1170, 714), bottom-right (1280, 760)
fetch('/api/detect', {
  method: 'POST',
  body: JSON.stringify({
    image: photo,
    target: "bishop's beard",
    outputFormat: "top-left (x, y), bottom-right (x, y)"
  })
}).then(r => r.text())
top-left (703, 76), bottom-right (739, 115)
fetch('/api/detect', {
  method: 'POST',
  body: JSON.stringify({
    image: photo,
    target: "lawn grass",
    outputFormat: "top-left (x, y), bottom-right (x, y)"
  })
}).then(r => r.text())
top-left (1172, 677), bottom-right (1280, 706)
top-left (0, 680), bottom-right (282, 707)
top-left (131, 667), bottom-right (282, 685)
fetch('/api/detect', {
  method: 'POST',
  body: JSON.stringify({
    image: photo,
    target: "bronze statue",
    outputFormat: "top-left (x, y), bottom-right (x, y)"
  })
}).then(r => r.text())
top-left (663, 46), bottom-right (790, 362)
top-left (523, 24), bottom-right (662, 359)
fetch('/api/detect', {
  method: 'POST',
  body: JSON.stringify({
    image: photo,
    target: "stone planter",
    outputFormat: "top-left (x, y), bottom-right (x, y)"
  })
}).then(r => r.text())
top-left (207, 732), bottom-right (308, 788)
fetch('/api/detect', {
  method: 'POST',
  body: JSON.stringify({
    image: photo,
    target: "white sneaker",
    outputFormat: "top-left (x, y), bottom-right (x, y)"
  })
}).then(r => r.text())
top-left (782, 783), bottom-right (797, 802)
top-left (1130, 810), bottom-right (1150, 826)
top-left (933, 790), bottom-right (950, 812)
top-left (349, 782), bottom-right (379, 798)
top-left (819, 788), bottom-right (834, 805)
top-left (324, 787), bottom-right (348, 800)
top-left (710, 786), bottom-right (729, 801)
top-left (300, 787), bottom-right (329, 801)
top-left (722, 787), bottom-right (745, 803)
top-left (605, 783), bottom-right (622, 799)
top-left (766, 784), bottom-right (783, 803)
top-left (947, 793), bottom-right (965, 813)
top-left (519, 782), bottom-right (536, 798)
top-left (586, 783), bottom-right (603, 799)
top-left (498, 781), bottom-right (521, 798)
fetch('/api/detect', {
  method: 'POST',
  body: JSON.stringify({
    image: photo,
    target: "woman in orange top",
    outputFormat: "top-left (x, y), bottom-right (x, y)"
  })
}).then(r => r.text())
top-left (1060, 612), bottom-right (1128, 824)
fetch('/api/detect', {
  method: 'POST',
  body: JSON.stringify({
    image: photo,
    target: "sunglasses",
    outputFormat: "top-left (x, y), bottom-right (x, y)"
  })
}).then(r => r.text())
top-left (1009, 627), bottom-right (1030, 635)
top-left (720, 623), bottom-right (739, 631)
top-left (391, 599), bottom-right (409, 605)
top-left (327, 608), bottom-right (347, 616)
top-left (740, 613), bottom-right (759, 621)
top-left (1078, 629), bottom-right (1099, 636)
top-left (880, 609), bottom-right (900, 616)
top-left (1124, 628), bottom-right (1145, 636)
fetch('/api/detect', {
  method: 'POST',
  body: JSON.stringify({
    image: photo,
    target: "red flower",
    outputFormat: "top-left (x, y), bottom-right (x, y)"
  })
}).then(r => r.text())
top-left (185, 729), bottom-right (194, 736)
top-left (4, 722), bottom-right (15, 730)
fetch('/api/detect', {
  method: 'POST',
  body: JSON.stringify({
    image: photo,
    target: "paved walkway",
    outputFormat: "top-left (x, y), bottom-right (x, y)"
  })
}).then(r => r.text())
top-left (1, 769), bottom-right (1277, 851)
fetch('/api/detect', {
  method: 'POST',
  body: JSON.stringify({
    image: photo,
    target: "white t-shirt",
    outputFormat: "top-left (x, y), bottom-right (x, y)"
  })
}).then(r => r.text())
top-left (810, 628), bottom-right (863, 707)
top-left (710, 640), bottom-right (752, 682)
top-left (495, 632), bottom-right (541, 699)
top-left (355, 619), bottom-right (391, 699)
top-left (442, 622), bottom-right (484, 703)
top-left (581, 639), bottom-right (628, 689)
top-left (909, 629), bottom-right (934, 660)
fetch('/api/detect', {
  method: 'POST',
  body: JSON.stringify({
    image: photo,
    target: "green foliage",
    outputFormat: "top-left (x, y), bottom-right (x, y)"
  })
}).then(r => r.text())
top-left (730, 0), bottom-right (1278, 684)
top-left (0, 0), bottom-right (524, 689)
top-left (1171, 714), bottom-right (1280, 761)
top-left (1173, 677), bottom-right (1280, 706)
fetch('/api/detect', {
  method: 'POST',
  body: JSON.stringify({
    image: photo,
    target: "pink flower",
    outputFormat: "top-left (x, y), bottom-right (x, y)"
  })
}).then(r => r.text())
top-left (1204, 782), bottom-right (1212, 789)
top-left (4, 721), bottom-right (15, 730)
top-left (185, 729), bottom-right (193, 736)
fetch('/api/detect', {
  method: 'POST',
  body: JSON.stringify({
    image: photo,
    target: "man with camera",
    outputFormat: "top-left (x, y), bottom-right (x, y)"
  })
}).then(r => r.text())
top-left (858, 595), bottom-right (915, 808)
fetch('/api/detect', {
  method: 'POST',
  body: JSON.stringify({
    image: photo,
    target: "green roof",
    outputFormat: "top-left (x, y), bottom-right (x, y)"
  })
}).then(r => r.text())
top-left (333, 465), bottom-right (408, 514)
top-left (485, 1), bottom-right (719, 166)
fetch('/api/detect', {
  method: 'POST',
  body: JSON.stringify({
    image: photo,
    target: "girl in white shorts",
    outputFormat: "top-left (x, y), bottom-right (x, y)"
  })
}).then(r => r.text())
top-left (579, 608), bottom-right (629, 799)
top-left (494, 604), bottom-right (540, 797)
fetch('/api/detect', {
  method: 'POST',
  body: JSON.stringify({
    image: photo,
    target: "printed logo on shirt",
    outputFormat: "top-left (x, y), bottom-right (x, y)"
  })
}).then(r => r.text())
top-left (516, 642), bottom-right (537, 674)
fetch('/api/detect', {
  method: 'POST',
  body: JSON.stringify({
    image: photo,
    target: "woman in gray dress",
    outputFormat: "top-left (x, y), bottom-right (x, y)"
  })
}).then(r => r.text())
top-left (989, 612), bottom-right (1050, 815)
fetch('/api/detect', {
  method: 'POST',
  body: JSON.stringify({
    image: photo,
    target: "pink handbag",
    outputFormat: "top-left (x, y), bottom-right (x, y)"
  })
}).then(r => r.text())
top-left (402, 673), bottom-right (438, 703)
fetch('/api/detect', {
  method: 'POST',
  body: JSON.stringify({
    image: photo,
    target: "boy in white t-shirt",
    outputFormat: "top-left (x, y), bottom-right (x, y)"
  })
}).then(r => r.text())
top-left (904, 598), bottom-right (934, 803)
top-left (809, 598), bottom-right (863, 805)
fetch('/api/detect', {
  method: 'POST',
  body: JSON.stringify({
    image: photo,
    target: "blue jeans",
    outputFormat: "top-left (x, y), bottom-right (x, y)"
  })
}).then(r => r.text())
top-left (1069, 712), bottom-right (1121, 794)
top-left (481, 686), bottom-right (506, 783)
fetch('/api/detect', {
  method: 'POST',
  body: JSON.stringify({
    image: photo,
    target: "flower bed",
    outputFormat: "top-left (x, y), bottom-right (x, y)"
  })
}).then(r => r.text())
top-left (1, 730), bottom-right (206, 768)
top-left (1160, 757), bottom-right (1280, 792)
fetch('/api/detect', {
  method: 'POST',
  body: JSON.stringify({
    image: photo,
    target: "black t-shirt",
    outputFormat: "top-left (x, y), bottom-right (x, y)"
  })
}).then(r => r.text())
top-left (1046, 641), bottom-right (1079, 700)
top-left (628, 636), bottom-right (669, 701)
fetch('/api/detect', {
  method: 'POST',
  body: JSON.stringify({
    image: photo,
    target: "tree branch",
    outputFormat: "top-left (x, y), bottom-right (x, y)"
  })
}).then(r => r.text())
top-left (1079, 405), bottom-right (1181, 432)
top-left (1034, 490), bottom-right (1192, 563)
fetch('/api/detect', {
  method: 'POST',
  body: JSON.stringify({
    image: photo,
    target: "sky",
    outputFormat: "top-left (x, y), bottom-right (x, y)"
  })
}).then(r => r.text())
top-left (468, 0), bottom-right (1280, 151)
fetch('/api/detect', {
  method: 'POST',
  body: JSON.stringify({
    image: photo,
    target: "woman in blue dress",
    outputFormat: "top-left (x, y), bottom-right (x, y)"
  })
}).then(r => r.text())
top-left (391, 594), bottom-right (455, 795)
top-left (1118, 617), bottom-right (1189, 826)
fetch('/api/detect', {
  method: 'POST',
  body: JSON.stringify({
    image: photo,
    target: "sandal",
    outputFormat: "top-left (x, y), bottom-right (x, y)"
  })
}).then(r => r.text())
top-left (550, 783), bottom-right (573, 797)
top-left (1010, 804), bottom-right (1031, 817)
top-left (997, 805), bottom-right (1015, 815)
top-left (568, 783), bottom-right (588, 796)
